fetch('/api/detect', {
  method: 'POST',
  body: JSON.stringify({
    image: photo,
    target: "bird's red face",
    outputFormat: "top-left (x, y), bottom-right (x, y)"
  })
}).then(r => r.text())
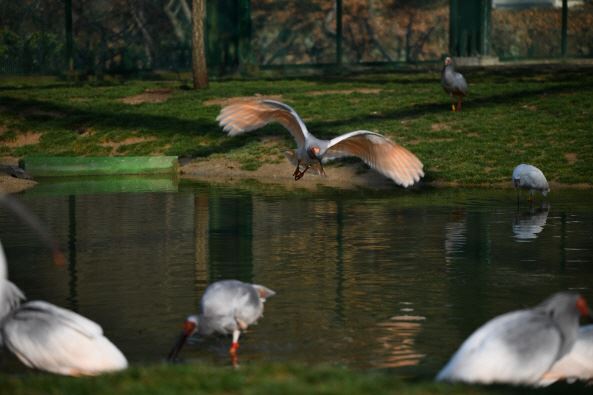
top-left (576, 296), bottom-right (592, 318)
top-left (444, 57), bottom-right (452, 66)
top-left (167, 316), bottom-right (198, 361)
top-left (308, 146), bottom-right (320, 159)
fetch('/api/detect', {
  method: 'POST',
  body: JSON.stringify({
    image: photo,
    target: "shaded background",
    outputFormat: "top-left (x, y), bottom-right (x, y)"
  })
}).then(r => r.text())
top-left (1, 0), bottom-right (592, 76)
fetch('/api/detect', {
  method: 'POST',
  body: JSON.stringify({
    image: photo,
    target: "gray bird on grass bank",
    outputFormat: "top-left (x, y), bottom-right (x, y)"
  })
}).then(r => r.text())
top-left (441, 57), bottom-right (468, 112)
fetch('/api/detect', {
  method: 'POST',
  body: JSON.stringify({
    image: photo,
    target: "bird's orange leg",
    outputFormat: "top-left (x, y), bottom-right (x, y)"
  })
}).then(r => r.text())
top-left (229, 330), bottom-right (240, 368)
top-left (450, 94), bottom-right (456, 112)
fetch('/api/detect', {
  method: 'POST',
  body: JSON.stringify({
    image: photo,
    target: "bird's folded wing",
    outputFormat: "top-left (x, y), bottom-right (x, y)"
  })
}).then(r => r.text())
top-left (216, 100), bottom-right (308, 148)
top-left (326, 131), bottom-right (424, 187)
top-left (0, 280), bottom-right (25, 318)
top-left (11, 301), bottom-right (103, 338)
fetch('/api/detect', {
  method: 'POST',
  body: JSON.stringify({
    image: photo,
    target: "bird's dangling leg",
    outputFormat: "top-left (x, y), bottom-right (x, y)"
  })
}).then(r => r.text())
top-left (294, 165), bottom-right (310, 180)
top-left (229, 329), bottom-right (241, 368)
top-left (293, 160), bottom-right (302, 178)
top-left (516, 190), bottom-right (520, 207)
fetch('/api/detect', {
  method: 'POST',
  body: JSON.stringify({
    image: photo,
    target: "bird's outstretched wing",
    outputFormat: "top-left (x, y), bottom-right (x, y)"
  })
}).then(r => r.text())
top-left (326, 130), bottom-right (424, 187)
top-left (217, 100), bottom-right (309, 148)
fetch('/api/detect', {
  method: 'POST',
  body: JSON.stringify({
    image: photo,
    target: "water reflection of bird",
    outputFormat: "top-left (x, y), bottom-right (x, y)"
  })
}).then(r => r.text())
top-left (168, 280), bottom-right (275, 366)
top-left (513, 206), bottom-right (549, 241)
top-left (0, 240), bottom-right (128, 376)
top-left (437, 292), bottom-right (593, 385)
top-left (217, 100), bottom-right (424, 187)
top-left (444, 211), bottom-right (467, 263)
top-left (376, 312), bottom-right (426, 368)
top-left (512, 164), bottom-right (550, 204)
top-left (441, 57), bottom-right (468, 112)
top-left (540, 324), bottom-right (593, 385)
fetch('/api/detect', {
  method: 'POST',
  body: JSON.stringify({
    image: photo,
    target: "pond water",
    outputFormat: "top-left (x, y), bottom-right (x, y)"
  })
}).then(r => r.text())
top-left (1, 180), bottom-right (592, 377)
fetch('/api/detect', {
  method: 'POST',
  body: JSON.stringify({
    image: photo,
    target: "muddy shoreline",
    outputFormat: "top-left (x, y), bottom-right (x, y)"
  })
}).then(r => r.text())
top-left (2, 156), bottom-right (591, 194)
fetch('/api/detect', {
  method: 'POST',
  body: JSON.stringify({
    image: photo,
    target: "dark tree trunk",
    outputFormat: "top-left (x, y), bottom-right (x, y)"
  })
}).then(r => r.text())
top-left (192, 0), bottom-right (208, 89)
top-left (65, 0), bottom-right (74, 75)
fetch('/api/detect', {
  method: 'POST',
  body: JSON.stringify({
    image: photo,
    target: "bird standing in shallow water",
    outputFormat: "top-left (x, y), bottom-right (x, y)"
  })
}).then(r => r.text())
top-left (436, 292), bottom-right (593, 385)
top-left (217, 99), bottom-right (424, 187)
top-left (441, 57), bottom-right (468, 112)
top-left (168, 280), bottom-right (275, 367)
top-left (512, 163), bottom-right (550, 204)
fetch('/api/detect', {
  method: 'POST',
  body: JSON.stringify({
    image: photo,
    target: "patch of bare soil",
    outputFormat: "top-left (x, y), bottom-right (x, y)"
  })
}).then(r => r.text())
top-left (121, 88), bottom-right (173, 105)
top-left (0, 174), bottom-right (37, 193)
top-left (2, 131), bottom-right (42, 147)
top-left (0, 158), bottom-right (36, 193)
top-left (430, 122), bottom-right (449, 131)
top-left (306, 88), bottom-right (382, 96)
top-left (180, 157), bottom-right (397, 191)
top-left (564, 152), bottom-right (577, 164)
top-left (99, 136), bottom-right (157, 154)
top-left (203, 94), bottom-right (284, 107)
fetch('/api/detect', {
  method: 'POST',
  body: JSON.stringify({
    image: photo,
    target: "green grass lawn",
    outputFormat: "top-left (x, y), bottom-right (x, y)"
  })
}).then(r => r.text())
top-left (1, 363), bottom-right (591, 395)
top-left (0, 66), bottom-right (592, 184)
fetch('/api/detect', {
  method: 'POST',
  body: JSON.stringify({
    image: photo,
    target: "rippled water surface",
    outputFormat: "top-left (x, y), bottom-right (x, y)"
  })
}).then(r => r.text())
top-left (1, 180), bottom-right (592, 377)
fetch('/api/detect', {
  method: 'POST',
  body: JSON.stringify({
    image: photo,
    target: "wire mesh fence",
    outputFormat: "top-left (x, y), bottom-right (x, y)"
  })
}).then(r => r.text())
top-left (0, 0), bottom-right (592, 76)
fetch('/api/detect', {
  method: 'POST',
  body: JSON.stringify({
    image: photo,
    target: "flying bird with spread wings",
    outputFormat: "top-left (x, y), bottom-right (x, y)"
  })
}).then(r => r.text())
top-left (216, 100), bottom-right (424, 187)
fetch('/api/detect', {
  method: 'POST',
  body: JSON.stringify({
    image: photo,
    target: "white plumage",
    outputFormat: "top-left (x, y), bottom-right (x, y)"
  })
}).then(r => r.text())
top-left (436, 292), bottom-right (592, 385)
top-left (512, 164), bottom-right (550, 198)
top-left (540, 325), bottom-right (593, 385)
top-left (168, 280), bottom-right (275, 364)
top-left (0, 235), bottom-right (127, 376)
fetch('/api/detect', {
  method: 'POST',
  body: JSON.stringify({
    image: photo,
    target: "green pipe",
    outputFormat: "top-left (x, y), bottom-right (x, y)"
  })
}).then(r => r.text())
top-left (21, 156), bottom-right (178, 177)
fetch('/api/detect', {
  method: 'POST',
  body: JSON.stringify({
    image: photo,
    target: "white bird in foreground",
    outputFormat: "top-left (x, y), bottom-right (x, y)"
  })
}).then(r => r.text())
top-left (512, 164), bottom-right (550, 203)
top-left (217, 99), bottom-right (424, 187)
top-left (540, 324), bottom-right (593, 385)
top-left (436, 292), bottom-right (593, 385)
top-left (0, 192), bottom-right (127, 376)
top-left (0, 241), bottom-right (128, 376)
top-left (168, 280), bottom-right (275, 366)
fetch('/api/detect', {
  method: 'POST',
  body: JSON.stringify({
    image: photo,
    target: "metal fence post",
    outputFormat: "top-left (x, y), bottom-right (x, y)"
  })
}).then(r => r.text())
top-left (449, 0), bottom-right (458, 56)
top-left (238, 0), bottom-right (252, 68)
top-left (479, 0), bottom-right (491, 56)
top-left (65, 0), bottom-right (74, 74)
top-left (336, 0), bottom-right (343, 65)
top-left (561, 0), bottom-right (568, 57)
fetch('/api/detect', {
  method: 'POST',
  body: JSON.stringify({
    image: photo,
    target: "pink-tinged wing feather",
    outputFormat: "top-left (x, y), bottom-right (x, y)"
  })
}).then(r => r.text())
top-left (216, 100), bottom-right (308, 148)
top-left (326, 131), bottom-right (424, 187)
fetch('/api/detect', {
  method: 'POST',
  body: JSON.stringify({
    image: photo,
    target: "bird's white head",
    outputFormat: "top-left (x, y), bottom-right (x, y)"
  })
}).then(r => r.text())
top-left (444, 57), bottom-right (453, 66)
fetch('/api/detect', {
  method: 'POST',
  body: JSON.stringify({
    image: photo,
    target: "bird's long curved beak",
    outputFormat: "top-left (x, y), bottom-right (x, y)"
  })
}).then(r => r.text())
top-left (0, 192), bottom-right (65, 266)
top-left (167, 332), bottom-right (189, 362)
top-left (167, 320), bottom-right (196, 361)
